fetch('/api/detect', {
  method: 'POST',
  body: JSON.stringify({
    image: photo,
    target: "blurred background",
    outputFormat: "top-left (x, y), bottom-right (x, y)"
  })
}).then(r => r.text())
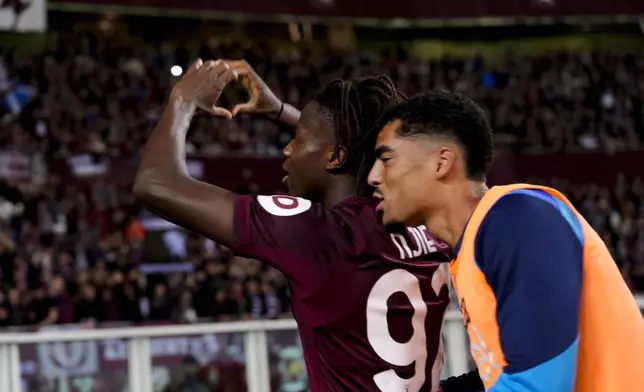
top-left (2, 0), bottom-right (644, 391)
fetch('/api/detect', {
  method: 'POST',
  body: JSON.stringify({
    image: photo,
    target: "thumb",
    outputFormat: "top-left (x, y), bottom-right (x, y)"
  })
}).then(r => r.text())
top-left (231, 103), bottom-right (255, 117)
top-left (211, 106), bottom-right (233, 120)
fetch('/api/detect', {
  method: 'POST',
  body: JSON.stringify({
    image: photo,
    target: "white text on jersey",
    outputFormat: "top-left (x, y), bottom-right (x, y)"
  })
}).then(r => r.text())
top-left (390, 225), bottom-right (438, 260)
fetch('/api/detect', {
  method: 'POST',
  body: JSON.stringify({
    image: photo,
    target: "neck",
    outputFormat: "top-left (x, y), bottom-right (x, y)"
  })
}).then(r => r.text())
top-left (425, 181), bottom-right (488, 248)
top-left (320, 175), bottom-right (358, 208)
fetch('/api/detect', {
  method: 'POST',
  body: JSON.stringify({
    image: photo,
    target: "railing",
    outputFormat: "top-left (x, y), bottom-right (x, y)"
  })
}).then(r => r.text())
top-left (1, 296), bottom-right (642, 392)
top-left (0, 311), bottom-right (466, 392)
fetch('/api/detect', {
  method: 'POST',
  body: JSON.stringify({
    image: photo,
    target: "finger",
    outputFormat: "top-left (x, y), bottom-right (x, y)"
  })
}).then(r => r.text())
top-left (198, 60), bottom-right (221, 75)
top-left (231, 103), bottom-right (255, 116)
top-left (184, 59), bottom-right (203, 76)
top-left (211, 106), bottom-right (233, 120)
top-left (223, 59), bottom-right (250, 70)
top-left (223, 60), bottom-right (254, 77)
top-left (205, 62), bottom-right (238, 90)
top-left (232, 80), bottom-right (260, 117)
top-left (204, 59), bottom-right (221, 68)
top-left (218, 69), bottom-right (239, 85)
top-left (227, 62), bottom-right (258, 94)
top-left (212, 60), bottom-right (236, 79)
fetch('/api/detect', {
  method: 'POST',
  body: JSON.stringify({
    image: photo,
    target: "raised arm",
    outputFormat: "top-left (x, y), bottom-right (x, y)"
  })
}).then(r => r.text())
top-left (133, 59), bottom-right (300, 247)
top-left (133, 59), bottom-right (239, 246)
top-left (227, 59), bottom-right (300, 127)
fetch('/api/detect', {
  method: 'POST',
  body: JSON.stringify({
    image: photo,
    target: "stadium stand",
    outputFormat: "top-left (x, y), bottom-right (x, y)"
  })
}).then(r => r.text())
top-left (0, 30), bottom-right (643, 330)
top-left (3, 34), bottom-right (644, 156)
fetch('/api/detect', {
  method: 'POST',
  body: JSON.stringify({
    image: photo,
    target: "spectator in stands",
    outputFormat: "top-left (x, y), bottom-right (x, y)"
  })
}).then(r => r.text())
top-left (75, 282), bottom-right (106, 323)
top-left (113, 270), bottom-right (144, 322)
top-left (149, 282), bottom-right (174, 321)
top-left (172, 290), bottom-right (198, 323)
top-left (0, 231), bottom-right (16, 284)
top-left (0, 291), bottom-right (9, 328)
top-left (7, 288), bottom-right (26, 326)
top-left (50, 275), bottom-right (74, 324)
top-left (212, 288), bottom-right (240, 322)
top-left (29, 285), bottom-right (56, 326)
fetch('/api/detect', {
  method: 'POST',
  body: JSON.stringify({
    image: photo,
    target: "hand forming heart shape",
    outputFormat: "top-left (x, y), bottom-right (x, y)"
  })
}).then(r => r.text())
top-left (171, 59), bottom-right (283, 120)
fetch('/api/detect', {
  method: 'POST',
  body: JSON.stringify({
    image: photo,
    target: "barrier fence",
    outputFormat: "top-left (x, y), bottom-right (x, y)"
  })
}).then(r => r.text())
top-left (0, 297), bottom-right (642, 392)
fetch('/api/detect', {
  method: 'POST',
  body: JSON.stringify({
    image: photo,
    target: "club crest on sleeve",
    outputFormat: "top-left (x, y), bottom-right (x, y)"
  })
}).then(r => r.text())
top-left (257, 195), bottom-right (312, 216)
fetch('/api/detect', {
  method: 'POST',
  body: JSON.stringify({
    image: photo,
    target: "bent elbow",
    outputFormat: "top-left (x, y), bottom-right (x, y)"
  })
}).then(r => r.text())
top-left (133, 171), bottom-right (167, 206)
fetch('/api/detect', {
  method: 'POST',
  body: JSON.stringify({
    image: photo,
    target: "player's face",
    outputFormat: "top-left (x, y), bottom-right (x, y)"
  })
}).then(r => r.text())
top-left (368, 120), bottom-right (439, 227)
top-left (282, 102), bottom-right (334, 200)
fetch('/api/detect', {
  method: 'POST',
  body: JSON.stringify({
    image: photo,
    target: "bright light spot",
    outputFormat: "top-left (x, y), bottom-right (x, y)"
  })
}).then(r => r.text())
top-left (170, 65), bottom-right (183, 76)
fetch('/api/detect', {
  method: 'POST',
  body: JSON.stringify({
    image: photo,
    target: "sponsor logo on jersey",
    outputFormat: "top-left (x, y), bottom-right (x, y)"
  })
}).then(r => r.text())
top-left (257, 195), bottom-right (312, 217)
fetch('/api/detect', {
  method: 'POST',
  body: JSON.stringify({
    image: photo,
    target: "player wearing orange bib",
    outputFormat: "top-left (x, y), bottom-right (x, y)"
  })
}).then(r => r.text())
top-left (366, 89), bottom-right (644, 392)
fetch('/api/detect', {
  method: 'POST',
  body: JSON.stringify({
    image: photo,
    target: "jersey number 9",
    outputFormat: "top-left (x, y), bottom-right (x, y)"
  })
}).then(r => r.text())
top-left (366, 269), bottom-right (441, 392)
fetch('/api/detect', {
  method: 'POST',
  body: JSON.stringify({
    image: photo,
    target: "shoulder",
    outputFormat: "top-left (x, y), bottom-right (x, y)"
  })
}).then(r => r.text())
top-left (234, 194), bottom-right (358, 259)
top-left (330, 197), bottom-right (392, 257)
top-left (238, 194), bottom-right (369, 223)
top-left (329, 197), bottom-right (379, 220)
top-left (474, 189), bottom-right (583, 272)
top-left (327, 197), bottom-right (384, 235)
top-left (235, 194), bottom-right (338, 234)
top-left (490, 189), bottom-right (567, 217)
top-left (246, 194), bottom-right (316, 217)
top-left (478, 189), bottom-right (582, 243)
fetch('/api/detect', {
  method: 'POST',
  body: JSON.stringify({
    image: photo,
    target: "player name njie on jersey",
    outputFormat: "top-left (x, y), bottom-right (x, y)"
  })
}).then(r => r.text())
top-left (390, 226), bottom-right (442, 260)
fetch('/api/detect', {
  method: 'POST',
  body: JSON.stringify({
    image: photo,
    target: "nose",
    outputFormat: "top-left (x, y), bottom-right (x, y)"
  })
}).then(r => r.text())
top-left (367, 161), bottom-right (382, 188)
top-left (282, 139), bottom-right (293, 157)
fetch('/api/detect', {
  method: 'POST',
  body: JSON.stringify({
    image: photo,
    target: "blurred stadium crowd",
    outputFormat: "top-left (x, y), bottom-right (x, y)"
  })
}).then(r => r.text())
top-left (0, 31), bottom-right (643, 327)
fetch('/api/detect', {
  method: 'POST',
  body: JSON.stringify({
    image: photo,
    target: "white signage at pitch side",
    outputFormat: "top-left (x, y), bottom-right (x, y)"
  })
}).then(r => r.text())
top-left (0, 0), bottom-right (46, 32)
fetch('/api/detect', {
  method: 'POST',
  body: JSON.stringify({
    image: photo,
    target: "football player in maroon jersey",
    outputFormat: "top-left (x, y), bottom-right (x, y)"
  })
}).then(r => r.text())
top-left (134, 59), bottom-right (478, 391)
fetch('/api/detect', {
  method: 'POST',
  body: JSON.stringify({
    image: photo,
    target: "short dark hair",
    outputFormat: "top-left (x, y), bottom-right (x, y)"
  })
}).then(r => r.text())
top-left (314, 75), bottom-right (406, 196)
top-left (375, 89), bottom-right (493, 181)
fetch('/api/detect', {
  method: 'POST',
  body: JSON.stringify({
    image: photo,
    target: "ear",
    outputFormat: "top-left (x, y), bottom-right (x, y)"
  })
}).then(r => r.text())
top-left (326, 145), bottom-right (348, 171)
top-left (435, 146), bottom-right (456, 179)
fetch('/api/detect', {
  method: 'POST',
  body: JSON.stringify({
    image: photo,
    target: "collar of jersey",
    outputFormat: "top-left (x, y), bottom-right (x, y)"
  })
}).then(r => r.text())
top-left (453, 217), bottom-right (470, 257)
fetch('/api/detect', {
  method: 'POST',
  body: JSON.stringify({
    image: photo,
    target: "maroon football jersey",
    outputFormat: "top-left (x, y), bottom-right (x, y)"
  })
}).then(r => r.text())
top-left (234, 195), bottom-right (451, 392)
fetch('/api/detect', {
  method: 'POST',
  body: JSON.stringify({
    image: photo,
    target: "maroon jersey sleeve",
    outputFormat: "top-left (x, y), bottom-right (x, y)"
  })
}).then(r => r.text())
top-left (233, 194), bottom-right (348, 297)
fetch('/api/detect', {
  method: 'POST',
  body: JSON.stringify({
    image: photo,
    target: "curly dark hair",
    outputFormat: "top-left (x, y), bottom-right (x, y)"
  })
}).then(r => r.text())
top-left (313, 75), bottom-right (406, 196)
